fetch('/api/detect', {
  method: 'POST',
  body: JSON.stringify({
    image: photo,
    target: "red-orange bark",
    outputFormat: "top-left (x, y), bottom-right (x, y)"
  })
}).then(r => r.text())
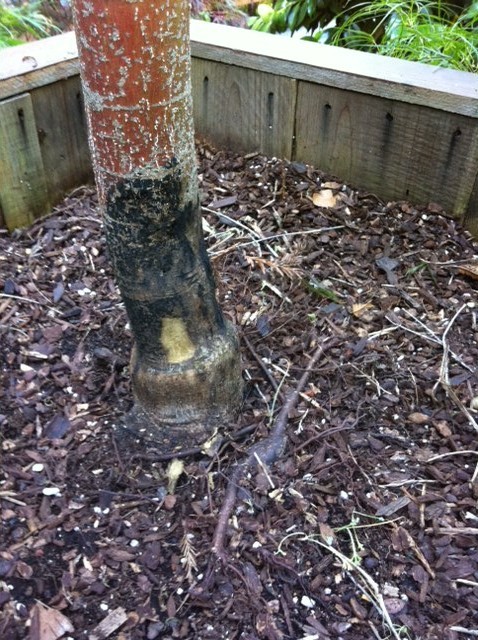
top-left (73, 0), bottom-right (194, 200)
top-left (73, 0), bottom-right (242, 450)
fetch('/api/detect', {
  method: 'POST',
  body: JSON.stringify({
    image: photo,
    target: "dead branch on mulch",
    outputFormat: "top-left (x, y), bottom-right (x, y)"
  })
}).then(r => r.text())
top-left (212, 338), bottom-right (336, 559)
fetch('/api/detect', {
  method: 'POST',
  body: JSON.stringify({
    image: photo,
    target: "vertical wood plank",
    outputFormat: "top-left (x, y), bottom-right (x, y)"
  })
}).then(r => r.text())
top-left (463, 172), bottom-right (478, 236)
top-left (294, 81), bottom-right (478, 217)
top-left (0, 93), bottom-right (50, 230)
top-left (31, 76), bottom-right (92, 205)
top-left (191, 59), bottom-right (296, 160)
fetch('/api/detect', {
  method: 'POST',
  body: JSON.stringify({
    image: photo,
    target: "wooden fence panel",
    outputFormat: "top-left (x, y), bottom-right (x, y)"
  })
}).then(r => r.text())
top-left (294, 81), bottom-right (478, 215)
top-left (464, 175), bottom-right (478, 237)
top-left (1, 25), bottom-right (478, 231)
top-left (191, 60), bottom-right (296, 160)
top-left (0, 93), bottom-right (50, 230)
top-left (31, 76), bottom-right (92, 205)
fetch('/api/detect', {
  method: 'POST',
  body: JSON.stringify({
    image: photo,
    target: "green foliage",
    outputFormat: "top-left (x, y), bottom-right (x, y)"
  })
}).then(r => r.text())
top-left (0, 1), bottom-right (58, 48)
top-left (326, 0), bottom-right (478, 71)
top-left (250, 0), bottom-right (478, 71)
top-left (250, 0), bottom-right (343, 34)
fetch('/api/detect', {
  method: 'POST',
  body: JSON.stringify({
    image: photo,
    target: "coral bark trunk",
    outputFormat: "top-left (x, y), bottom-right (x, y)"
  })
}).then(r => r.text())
top-left (72, 0), bottom-right (242, 449)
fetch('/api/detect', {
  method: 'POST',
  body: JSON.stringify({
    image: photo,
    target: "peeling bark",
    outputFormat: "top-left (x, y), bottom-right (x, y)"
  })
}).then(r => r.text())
top-left (72, 0), bottom-right (242, 449)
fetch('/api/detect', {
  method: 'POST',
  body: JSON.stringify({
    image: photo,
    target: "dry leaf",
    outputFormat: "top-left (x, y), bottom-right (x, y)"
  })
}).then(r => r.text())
top-left (407, 412), bottom-right (430, 425)
top-left (16, 560), bottom-right (34, 579)
top-left (351, 302), bottom-right (374, 318)
top-left (312, 189), bottom-right (338, 209)
top-left (319, 522), bottom-right (336, 546)
top-left (384, 597), bottom-right (407, 615)
top-left (458, 262), bottom-right (478, 280)
top-left (163, 494), bottom-right (177, 510)
top-left (322, 180), bottom-right (342, 189)
top-left (201, 430), bottom-right (222, 457)
top-left (29, 601), bottom-right (74, 640)
top-left (433, 420), bottom-right (452, 438)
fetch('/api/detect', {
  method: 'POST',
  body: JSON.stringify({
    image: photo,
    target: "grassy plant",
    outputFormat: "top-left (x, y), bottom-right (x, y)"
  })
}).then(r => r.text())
top-left (325, 0), bottom-right (478, 72)
top-left (0, 1), bottom-right (58, 48)
top-left (251, 0), bottom-right (478, 71)
top-left (277, 528), bottom-right (410, 640)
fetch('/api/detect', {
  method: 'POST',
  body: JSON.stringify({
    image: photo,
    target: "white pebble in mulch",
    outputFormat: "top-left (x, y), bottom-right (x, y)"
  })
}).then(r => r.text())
top-left (301, 595), bottom-right (315, 608)
top-left (42, 487), bottom-right (61, 496)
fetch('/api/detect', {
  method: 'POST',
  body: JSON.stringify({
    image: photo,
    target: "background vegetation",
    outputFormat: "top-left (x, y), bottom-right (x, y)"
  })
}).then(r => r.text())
top-left (0, 0), bottom-right (58, 47)
top-left (249, 0), bottom-right (478, 71)
top-left (1, 0), bottom-right (476, 71)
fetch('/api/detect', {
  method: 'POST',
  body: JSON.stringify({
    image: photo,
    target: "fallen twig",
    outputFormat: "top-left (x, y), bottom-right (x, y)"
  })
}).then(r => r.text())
top-left (212, 339), bottom-right (335, 559)
top-left (277, 532), bottom-right (403, 640)
top-left (432, 303), bottom-right (467, 398)
top-left (387, 308), bottom-right (474, 374)
top-left (242, 333), bottom-right (283, 400)
top-left (450, 627), bottom-right (478, 636)
top-left (388, 305), bottom-right (478, 443)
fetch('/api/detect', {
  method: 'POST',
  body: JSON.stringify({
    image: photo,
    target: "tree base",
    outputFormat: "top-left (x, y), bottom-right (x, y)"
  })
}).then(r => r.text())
top-left (113, 406), bottom-right (223, 453)
top-left (114, 322), bottom-right (243, 452)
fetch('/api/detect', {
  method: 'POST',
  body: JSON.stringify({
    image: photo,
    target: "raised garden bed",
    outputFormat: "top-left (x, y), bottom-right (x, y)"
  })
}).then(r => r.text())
top-left (2, 19), bottom-right (478, 640)
top-left (1, 21), bottom-right (478, 232)
top-left (1, 145), bottom-right (478, 639)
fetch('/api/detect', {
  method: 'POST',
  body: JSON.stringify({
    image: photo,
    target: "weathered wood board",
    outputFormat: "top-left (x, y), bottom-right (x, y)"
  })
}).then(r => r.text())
top-left (31, 76), bottom-right (92, 205)
top-left (0, 22), bottom-right (478, 232)
top-left (191, 60), bottom-right (296, 161)
top-left (190, 21), bottom-right (478, 118)
top-left (0, 93), bottom-right (50, 230)
top-left (294, 82), bottom-right (478, 214)
top-left (0, 31), bottom-right (79, 100)
top-left (464, 174), bottom-right (478, 237)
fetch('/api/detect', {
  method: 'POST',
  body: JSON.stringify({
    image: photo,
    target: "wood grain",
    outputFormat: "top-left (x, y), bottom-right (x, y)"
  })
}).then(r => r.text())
top-left (0, 32), bottom-right (79, 100)
top-left (0, 94), bottom-right (50, 230)
top-left (191, 59), bottom-right (296, 160)
top-left (190, 21), bottom-right (478, 118)
top-left (294, 82), bottom-right (478, 215)
top-left (31, 76), bottom-right (92, 205)
top-left (463, 174), bottom-right (478, 237)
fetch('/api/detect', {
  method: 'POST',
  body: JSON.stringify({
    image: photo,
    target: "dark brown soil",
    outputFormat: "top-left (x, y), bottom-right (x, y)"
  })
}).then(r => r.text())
top-left (1, 146), bottom-right (478, 640)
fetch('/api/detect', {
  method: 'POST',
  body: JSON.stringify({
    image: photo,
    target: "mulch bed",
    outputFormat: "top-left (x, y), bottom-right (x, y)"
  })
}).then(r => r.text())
top-left (1, 145), bottom-right (478, 640)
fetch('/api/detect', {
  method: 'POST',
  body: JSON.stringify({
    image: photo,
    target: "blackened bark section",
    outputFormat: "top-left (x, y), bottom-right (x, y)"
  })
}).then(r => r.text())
top-left (104, 169), bottom-right (225, 362)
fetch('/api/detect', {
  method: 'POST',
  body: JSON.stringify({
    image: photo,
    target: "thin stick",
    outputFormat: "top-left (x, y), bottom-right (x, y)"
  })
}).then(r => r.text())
top-left (212, 339), bottom-right (335, 559)
top-left (432, 303), bottom-right (467, 398)
top-left (388, 308), bottom-right (474, 373)
top-left (449, 628), bottom-right (478, 636)
top-left (427, 450), bottom-right (478, 462)
top-left (242, 333), bottom-right (282, 399)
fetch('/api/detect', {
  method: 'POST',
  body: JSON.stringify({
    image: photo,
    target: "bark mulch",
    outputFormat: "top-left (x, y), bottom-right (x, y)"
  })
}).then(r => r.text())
top-left (1, 146), bottom-right (478, 640)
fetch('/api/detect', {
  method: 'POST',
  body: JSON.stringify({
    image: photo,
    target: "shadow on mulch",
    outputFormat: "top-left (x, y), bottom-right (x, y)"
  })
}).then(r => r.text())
top-left (1, 146), bottom-right (478, 640)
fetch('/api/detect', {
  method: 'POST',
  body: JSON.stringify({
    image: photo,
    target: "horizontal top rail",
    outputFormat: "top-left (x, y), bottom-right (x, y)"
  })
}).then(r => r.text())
top-left (191, 22), bottom-right (478, 118)
top-left (1, 21), bottom-right (477, 116)
top-left (0, 31), bottom-right (79, 99)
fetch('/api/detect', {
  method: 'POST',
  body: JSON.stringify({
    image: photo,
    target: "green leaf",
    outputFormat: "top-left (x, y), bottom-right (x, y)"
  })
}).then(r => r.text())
top-left (405, 262), bottom-right (427, 277)
top-left (257, 3), bottom-right (274, 18)
top-left (304, 278), bottom-right (341, 302)
top-left (287, 2), bottom-right (301, 32)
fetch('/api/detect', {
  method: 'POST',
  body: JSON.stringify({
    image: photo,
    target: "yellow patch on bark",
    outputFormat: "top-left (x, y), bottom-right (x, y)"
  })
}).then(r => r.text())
top-left (161, 317), bottom-right (195, 363)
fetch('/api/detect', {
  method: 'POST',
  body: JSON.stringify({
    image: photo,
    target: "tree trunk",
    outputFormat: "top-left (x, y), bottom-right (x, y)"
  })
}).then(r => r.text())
top-left (72, 0), bottom-right (242, 450)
